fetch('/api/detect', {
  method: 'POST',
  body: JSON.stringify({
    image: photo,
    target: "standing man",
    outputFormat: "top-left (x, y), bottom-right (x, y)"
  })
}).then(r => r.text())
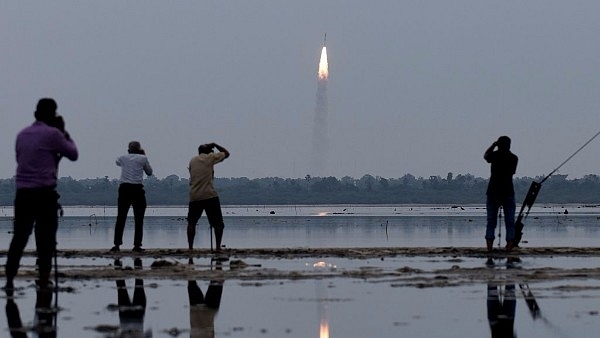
top-left (187, 143), bottom-right (230, 252)
top-left (484, 136), bottom-right (518, 253)
top-left (5, 98), bottom-right (78, 290)
top-left (110, 141), bottom-right (153, 253)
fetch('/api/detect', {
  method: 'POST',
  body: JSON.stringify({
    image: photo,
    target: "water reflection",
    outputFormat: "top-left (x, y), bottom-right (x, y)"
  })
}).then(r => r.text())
top-left (188, 258), bottom-right (224, 338)
top-left (519, 284), bottom-right (541, 319)
top-left (317, 280), bottom-right (330, 338)
top-left (114, 258), bottom-right (151, 338)
top-left (487, 283), bottom-right (516, 338)
top-left (314, 261), bottom-right (335, 338)
top-left (5, 282), bottom-right (57, 338)
top-left (487, 282), bottom-right (542, 338)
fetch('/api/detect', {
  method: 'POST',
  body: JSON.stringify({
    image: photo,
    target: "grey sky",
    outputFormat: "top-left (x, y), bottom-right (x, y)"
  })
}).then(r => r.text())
top-left (2, 1), bottom-right (599, 181)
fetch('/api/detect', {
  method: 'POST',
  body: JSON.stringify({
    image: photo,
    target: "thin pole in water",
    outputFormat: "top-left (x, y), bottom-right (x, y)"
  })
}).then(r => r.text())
top-left (209, 225), bottom-right (213, 251)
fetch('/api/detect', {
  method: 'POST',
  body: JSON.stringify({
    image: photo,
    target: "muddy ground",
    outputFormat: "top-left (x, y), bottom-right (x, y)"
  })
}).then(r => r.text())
top-left (3, 247), bottom-right (600, 288)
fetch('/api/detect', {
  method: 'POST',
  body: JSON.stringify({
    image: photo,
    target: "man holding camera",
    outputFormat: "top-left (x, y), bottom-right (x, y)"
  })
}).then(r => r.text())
top-left (484, 136), bottom-right (518, 253)
top-left (187, 143), bottom-right (230, 252)
top-left (110, 141), bottom-right (153, 253)
top-left (5, 98), bottom-right (78, 290)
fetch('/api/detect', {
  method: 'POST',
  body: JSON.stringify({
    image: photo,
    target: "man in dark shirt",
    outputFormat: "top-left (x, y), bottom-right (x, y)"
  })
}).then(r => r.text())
top-left (5, 98), bottom-right (78, 290)
top-left (484, 136), bottom-right (518, 253)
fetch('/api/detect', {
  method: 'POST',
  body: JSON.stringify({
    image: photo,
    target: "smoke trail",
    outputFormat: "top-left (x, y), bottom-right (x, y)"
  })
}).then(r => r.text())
top-left (311, 46), bottom-right (329, 176)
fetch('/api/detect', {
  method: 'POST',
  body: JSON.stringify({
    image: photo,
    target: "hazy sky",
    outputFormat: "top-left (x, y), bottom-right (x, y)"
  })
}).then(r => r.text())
top-left (2, 1), bottom-right (599, 181)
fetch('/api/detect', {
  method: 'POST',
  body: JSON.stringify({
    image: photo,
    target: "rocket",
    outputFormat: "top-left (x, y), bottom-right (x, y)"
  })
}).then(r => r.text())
top-left (324, 33), bottom-right (327, 46)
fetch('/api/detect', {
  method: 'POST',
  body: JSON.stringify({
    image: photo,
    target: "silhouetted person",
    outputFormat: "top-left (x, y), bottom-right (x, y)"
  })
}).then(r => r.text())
top-left (487, 283), bottom-right (517, 338)
top-left (484, 136), bottom-right (518, 253)
top-left (5, 281), bottom-right (57, 338)
top-left (187, 143), bottom-right (230, 252)
top-left (111, 141), bottom-right (153, 253)
top-left (188, 260), bottom-right (224, 338)
top-left (115, 258), bottom-right (150, 337)
top-left (5, 98), bottom-right (78, 290)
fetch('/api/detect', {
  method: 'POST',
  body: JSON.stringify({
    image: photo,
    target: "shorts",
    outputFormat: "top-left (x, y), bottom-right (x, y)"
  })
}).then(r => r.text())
top-left (187, 197), bottom-right (225, 229)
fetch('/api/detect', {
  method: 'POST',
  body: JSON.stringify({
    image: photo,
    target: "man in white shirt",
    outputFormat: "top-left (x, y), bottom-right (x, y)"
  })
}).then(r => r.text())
top-left (110, 141), bottom-right (153, 252)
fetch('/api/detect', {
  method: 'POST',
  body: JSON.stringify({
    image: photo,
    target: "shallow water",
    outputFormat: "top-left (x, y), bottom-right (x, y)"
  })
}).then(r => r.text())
top-left (1, 205), bottom-right (600, 337)
top-left (3, 262), bottom-right (600, 338)
top-left (0, 204), bottom-right (599, 250)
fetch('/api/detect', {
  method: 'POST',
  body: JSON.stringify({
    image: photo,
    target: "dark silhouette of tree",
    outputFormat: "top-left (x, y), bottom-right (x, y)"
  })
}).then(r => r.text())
top-left (0, 173), bottom-right (598, 206)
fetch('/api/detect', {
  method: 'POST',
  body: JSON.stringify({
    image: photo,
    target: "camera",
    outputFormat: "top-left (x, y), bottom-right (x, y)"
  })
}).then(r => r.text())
top-left (48, 115), bottom-right (65, 133)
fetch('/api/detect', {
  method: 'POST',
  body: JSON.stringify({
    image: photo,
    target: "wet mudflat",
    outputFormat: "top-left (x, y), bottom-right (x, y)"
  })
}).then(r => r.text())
top-left (1, 205), bottom-right (600, 337)
top-left (2, 249), bottom-right (600, 337)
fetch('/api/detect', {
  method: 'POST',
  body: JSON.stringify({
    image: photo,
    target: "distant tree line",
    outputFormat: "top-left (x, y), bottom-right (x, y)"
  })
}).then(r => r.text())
top-left (0, 173), bottom-right (599, 206)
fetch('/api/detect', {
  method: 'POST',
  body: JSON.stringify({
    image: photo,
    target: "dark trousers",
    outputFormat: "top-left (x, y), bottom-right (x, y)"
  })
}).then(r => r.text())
top-left (114, 183), bottom-right (146, 247)
top-left (485, 194), bottom-right (516, 242)
top-left (6, 188), bottom-right (59, 281)
top-left (187, 197), bottom-right (225, 230)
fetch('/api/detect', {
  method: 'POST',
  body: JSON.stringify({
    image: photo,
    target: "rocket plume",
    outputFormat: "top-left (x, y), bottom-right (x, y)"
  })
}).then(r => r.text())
top-left (311, 42), bottom-right (329, 176)
top-left (318, 47), bottom-right (328, 80)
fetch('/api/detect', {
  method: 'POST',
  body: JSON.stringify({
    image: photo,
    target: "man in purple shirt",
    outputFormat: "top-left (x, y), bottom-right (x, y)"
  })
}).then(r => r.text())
top-left (5, 98), bottom-right (78, 290)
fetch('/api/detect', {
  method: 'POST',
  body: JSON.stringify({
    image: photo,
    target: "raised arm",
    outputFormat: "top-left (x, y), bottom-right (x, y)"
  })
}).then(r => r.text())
top-left (483, 141), bottom-right (497, 163)
top-left (211, 143), bottom-right (230, 159)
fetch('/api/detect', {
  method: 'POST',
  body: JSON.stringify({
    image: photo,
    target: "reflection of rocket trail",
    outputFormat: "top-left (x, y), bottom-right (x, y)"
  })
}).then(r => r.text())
top-left (319, 304), bottom-right (330, 338)
top-left (311, 36), bottom-right (329, 176)
top-left (316, 279), bottom-right (330, 338)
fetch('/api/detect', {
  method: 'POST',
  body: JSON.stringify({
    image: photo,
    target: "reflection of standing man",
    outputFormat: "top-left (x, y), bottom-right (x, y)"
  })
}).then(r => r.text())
top-left (115, 258), bottom-right (150, 338)
top-left (187, 143), bottom-right (230, 252)
top-left (6, 280), bottom-right (57, 338)
top-left (487, 283), bottom-right (517, 338)
top-left (110, 141), bottom-right (153, 253)
top-left (5, 98), bottom-right (78, 290)
top-left (484, 136), bottom-right (518, 253)
top-left (188, 261), bottom-right (224, 338)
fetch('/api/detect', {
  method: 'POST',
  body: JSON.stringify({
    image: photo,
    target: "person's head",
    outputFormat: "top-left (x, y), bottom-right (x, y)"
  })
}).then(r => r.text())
top-left (497, 136), bottom-right (511, 151)
top-left (34, 98), bottom-right (57, 124)
top-left (198, 144), bottom-right (213, 154)
top-left (128, 141), bottom-right (144, 154)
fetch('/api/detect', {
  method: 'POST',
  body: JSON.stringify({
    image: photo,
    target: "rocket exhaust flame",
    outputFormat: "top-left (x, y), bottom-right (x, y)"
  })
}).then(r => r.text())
top-left (318, 47), bottom-right (328, 80)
